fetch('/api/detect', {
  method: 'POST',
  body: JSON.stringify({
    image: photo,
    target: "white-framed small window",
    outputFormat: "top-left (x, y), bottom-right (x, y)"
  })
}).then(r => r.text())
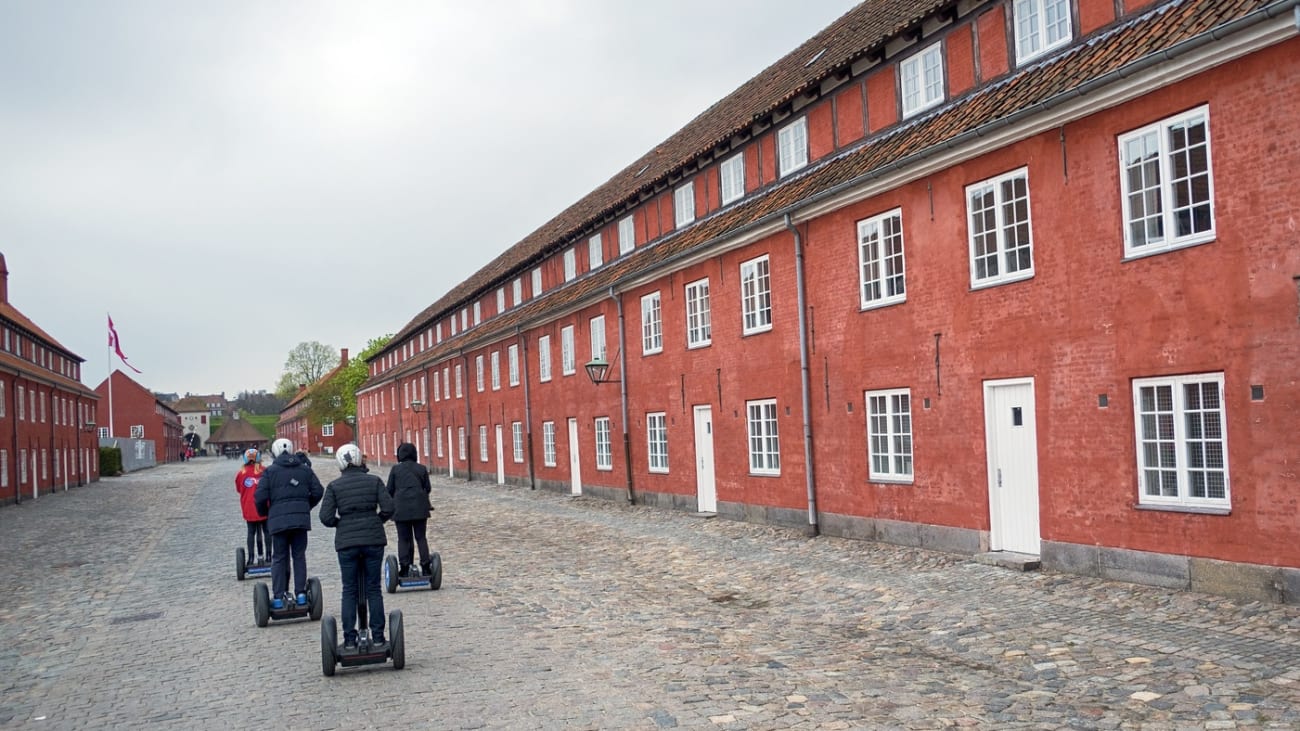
top-left (594, 417), bottom-right (612, 470)
top-left (458, 427), bottom-right (466, 460)
top-left (322, 424), bottom-right (335, 437)
top-left (19, 449), bottom-right (26, 484)
top-left (967, 167), bottom-right (1034, 288)
top-left (564, 249), bottom-right (577, 282)
top-left (1119, 106), bottom-right (1215, 258)
top-left (590, 315), bottom-right (606, 361)
top-left (720, 152), bottom-right (746, 204)
top-left (491, 351), bottom-right (501, 391)
top-left (674, 181), bottom-right (695, 228)
top-left (512, 422), bottom-right (524, 463)
top-left (460, 308), bottom-right (468, 330)
top-left (497, 287), bottom-right (506, 313)
top-left (685, 278), bottom-right (711, 348)
top-left (543, 421), bottom-right (556, 467)
top-left (475, 355), bottom-right (485, 392)
top-left (130, 425), bottom-right (144, 439)
top-left (866, 389), bottom-right (914, 482)
top-left (618, 215), bottom-right (635, 255)
top-left (436, 427), bottom-right (444, 458)
top-left (443, 367), bottom-right (451, 399)
top-left (16, 385), bottom-right (23, 421)
top-left (561, 326), bottom-right (575, 375)
top-left (98, 427), bottom-right (108, 439)
top-left (436, 322), bottom-right (442, 343)
top-left (455, 364), bottom-right (463, 398)
top-left (0, 449), bottom-right (7, 488)
top-left (538, 335), bottom-right (552, 382)
top-left (508, 344), bottom-right (520, 386)
top-left (531, 267), bottom-right (542, 298)
top-left (859, 208), bottom-right (907, 308)
top-left (589, 234), bottom-right (603, 270)
top-left (1133, 372), bottom-right (1229, 509)
top-left (473, 301), bottom-right (482, 326)
top-left (434, 372), bottom-right (441, 402)
top-left (740, 255), bottom-right (773, 335)
top-left (647, 412), bottom-right (668, 473)
top-left (0, 382), bottom-right (5, 417)
top-left (900, 42), bottom-right (944, 118)
top-left (1014, 0), bottom-right (1072, 64)
top-left (513, 277), bottom-right (523, 306)
top-left (641, 292), bottom-right (662, 355)
top-left (479, 425), bottom-right (488, 463)
top-left (777, 117), bottom-right (808, 177)
top-left (746, 399), bottom-right (780, 475)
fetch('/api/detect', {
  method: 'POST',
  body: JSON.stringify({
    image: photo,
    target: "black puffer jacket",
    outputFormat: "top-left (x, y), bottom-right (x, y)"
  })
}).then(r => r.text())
top-left (254, 451), bottom-right (324, 534)
top-left (320, 466), bottom-right (393, 550)
top-left (386, 442), bottom-right (432, 522)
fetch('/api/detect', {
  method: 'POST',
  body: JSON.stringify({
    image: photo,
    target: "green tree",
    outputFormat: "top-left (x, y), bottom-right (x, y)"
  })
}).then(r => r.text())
top-left (274, 341), bottom-right (339, 399)
top-left (301, 334), bottom-right (392, 428)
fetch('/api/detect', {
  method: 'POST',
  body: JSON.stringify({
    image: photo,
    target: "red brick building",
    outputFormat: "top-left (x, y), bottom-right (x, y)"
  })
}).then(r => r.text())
top-left (357, 0), bottom-right (1300, 601)
top-left (93, 370), bottom-right (183, 464)
top-left (0, 253), bottom-right (102, 502)
top-left (275, 348), bottom-right (355, 456)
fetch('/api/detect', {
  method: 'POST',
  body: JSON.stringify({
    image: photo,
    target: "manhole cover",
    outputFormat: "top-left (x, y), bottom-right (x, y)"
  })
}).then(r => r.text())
top-left (110, 611), bottom-right (163, 624)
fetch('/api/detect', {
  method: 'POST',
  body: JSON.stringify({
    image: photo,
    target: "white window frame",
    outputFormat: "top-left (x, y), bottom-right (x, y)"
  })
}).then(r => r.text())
top-left (966, 167), bottom-right (1034, 288)
top-left (512, 422), bottom-right (524, 463)
top-left (594, 417), bottom-right (612, 471)
top-left (746, 399), bottom-right (781, 475)
top-left (491, 351), bottom-right (501, 391)
top-left (1119, 106), bottom-right (1215, 259)
top-left (538, 335), bottom-right (552, 382)
top-left (641, 292), bottom-right (662, 355)
top-left (1014, 0), bottom-right (1072, 65)
top-left (455, 364), bottom-right (463, 398)
top-left (866, 389), bottom-right (914, 482)
top-left (685, 278), bottom-right (711, 348)
top-left (542, 421), bottom-right (556, 467)
top-left (497, 287), bottom-right (506, 313)
top-left (458, 427), bottom-right (466, 460)
top-left (443, 367), bottom-right (451, 399)
top-left (720, 152), bottom-right (746, 204)
top-left (900, 42), bottom-right (944, 118)
top-left (858, 208), bottom-right (907, 309)
top-left (531, 267), bottom-right (542, 298)
top-left (508, 344), bottom-right (520, 387)
top-left (777, 117), bottom-right (808, 177)
top-left (590, 315), bottom-right (606, 361)
top-left (460, 308), bottom-right (468, 330)
top-left (322, 424), bottom-right (335, 437)
top-left (473, 301), bottom-right (482, 326)
top-left (564, 249), bottom-right (577, 282)
top-left (740, 255), bottom-right (773, 335)
top-left (475, 355), bottom-right (485, 392)
top-left (561, 326), bottom-right (575, 376)
top-left (1133, 372), bottom-right (1229, 510)
top-left (513, 277), bottom-right (523, 306)
top-left (646, 412), bottom-right (668, 473)
top-left (589, 233), bottom-right (603, 269)
top-left (618, 215), bottom-right (635, 255)
top-left (436, 427), bottom-right (444, 458)
top-left (479, 425), bottom-right (488, 463)
top-left (674, 181), bottom-right (695, 228)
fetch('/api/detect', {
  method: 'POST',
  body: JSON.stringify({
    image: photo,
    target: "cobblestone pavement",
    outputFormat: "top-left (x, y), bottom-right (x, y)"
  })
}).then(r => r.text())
top-left (2, 459), bottom-right (1300, 730)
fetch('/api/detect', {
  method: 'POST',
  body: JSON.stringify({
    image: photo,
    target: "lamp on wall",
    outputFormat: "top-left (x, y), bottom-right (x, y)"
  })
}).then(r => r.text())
top-left (584, 353), bottom-right (621, 386)
top-left (410, 399), bottom-right (432, 460)
top-left (82, 421), bottom-right (97, 434)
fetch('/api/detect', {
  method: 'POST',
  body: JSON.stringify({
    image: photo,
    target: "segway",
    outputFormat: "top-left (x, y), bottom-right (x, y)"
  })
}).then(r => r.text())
top-left (322, 557), bottom-right (404, 675)
top-left (235, 548), bottom-right (272, 581)
top-left (253, 576), bottom-right (323, 627)
top-left (383, 552), bottom-right (443, 592)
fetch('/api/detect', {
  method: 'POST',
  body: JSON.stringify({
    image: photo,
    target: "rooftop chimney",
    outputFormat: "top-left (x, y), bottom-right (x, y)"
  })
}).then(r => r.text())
top-left (0, 252), bottom-right (8, 304)
top-left (341, 348), bottom-right (349, 365)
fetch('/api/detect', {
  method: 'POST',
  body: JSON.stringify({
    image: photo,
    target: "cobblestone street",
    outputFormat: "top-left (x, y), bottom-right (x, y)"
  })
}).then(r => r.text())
top-left (1, 458), bottom-right (1299, 729)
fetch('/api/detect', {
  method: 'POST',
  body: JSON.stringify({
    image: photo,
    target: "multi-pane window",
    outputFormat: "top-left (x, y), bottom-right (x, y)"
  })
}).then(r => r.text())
top-left (1119, 107), bottom-right (1214, 258)
top-left (473, 302), bottom-right (482, 326)
top-left (19, 449), bottom-right (26, 484)
top-left (491, 351), bottom-right (501, 391)
top-left (561, 326), bottom-right (575, 375)
top-left (16, 386), bottom-right (23, 420)
top-left (531, 267), bottom-right (542, 298)
top-left (513, 277), bottom-right (523, 306)
top-left (497, 287), bottom-right (506, 312)
top-left (436, 427), bottom-right (444, 458)
top-left (777, 117), bottom-right (808, 177)
top-left (740, 255), bottom-right (773, 335)
top-left (443, 367), bottom-right (450, 399)
top-left (538, 335), bottom-right (553, 382)
top-left (858, 208), bottom-right (907, 308)
top-left (590, 315), bottom-right (606, 361)
top-left (685, 278), bottom-right (711, 348)
top-left (720, 152), bottom-right (745, 204)
top-left (618, 215), bottom-right (635, 255)
top-left (1133, 373), bottom-right (1229, 509)
top-left (746, 399), bottom-right (781, 475)
top-left (455, 364), bottom-right (463, 398)
top-left (0, 382), bottom-right (5, 417)
top-left (866, 389), bottom-right (914, 481)
top-left (967, 167), bottom-right (1033, 287)
top-left (647, 412), bottom-right (668, 473)
top-left (479, 425), bottom-right (488, 463)
top-left (460, 309), bottom-right (468, 330)
top-left (0, 450), bottom-right (6, 488)
top-left (594, 417), bottom-right (612, 470)
top-left (475, 355), bottom-right (485, 392)
top-left (674, 181), bottom-right (695, 227)
top-left (589, 234), bottom-right (603, 269)
top-left (512, 422), bottom-right (524, 463)
top-left (434, 372), bottom-right (441, 402)
top-left (322, 424), bottom-right (335, 437)
top-left (543, 421), bottom-right (556, 467)
top-left (1014, 0), bottom-right (1071, 64)
top-left (564, 249), bottom-right (577, 282)
top-left (436, 322), bottom-right (442, 343)
top-left (508, 344), bottom-right (520, 386)
top-left (458, 427), bottom-right (466, 460)
top-left (641, 292), bottom-right (663, 355)
top-left (900, 43), bottom-right (944, 117)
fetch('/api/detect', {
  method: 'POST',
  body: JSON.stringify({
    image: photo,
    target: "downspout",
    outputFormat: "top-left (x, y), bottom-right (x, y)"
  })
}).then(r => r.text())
top-left (612, 286), bottom-right (635, 505)
top-left (519, 328), bottom-right (537, 490)
top-left (461, 351), bottom-right (473, 482)
top-left (9, 372), bottom-right (18, 504)
top-left (785, 214), bottom-right (819, 536)
top-left (48, 388), bottom-right (57, 491)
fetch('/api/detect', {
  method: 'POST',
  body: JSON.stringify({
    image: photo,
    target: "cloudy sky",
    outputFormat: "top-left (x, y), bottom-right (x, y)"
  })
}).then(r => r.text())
top-left (1, 0), bottom-right (854, 398)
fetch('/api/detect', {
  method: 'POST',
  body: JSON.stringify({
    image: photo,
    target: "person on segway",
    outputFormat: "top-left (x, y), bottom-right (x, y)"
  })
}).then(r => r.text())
top-left (235, 448), bottom-right (270, 565)
top-left (319, 443), bottom-right (394, 649)
top-left (254, 438), bottom-right (324, 611)
top-left (386, 442), bottom-right (434, 578)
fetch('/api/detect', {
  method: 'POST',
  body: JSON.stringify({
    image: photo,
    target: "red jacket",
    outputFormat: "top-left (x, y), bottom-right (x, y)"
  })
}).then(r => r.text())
top-left (236, 464), bottom-right (265, 522)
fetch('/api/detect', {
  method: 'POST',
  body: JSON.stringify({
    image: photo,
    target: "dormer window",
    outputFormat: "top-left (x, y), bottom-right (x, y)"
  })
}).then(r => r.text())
top-left (900, 43), bottom-right (944, 118)
top-left (589, 233), bottom-right (603, 269)
top-left (674, 181), bottom-right (695, 228)
top-left (777, 118), bottom-right (808, 177)
top-left (1014, 0), bottom-right (1072, 64)
top-left (618, 215), bottom-right (635, 255)
top-left (564, 249), bottom-right (577, 282)
top-left (720, 152), bottom-right (745, 204)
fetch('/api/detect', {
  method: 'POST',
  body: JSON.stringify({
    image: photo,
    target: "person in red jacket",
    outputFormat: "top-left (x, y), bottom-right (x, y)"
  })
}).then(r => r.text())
top-left (236, 449), bottom-right (270, 565)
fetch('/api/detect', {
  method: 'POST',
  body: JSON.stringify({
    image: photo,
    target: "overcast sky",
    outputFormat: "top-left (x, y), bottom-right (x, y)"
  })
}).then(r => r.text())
top-left (1, 0), bottom-right (854, 398)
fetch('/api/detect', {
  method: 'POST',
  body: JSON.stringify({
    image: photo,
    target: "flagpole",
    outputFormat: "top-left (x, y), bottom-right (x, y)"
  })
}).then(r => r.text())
top-left (107, 314), bottom-right (114, 438)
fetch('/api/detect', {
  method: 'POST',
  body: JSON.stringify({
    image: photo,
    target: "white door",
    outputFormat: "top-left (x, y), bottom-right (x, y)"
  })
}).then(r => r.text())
top-left (446, 427), bottom-right (454, 477)
top-left (984, 378), bottom-right (1041, 554)
top-left (567, 417), bottom-right (582, 496)
top-left (693, 405), bottom-right (717, 513)
top-left (495, 424), bottom-right (505, 485)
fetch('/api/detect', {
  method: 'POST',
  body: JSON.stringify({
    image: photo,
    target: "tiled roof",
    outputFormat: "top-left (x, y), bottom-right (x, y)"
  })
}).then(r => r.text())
top-left (170, 396), bottom-right (210, 413)
top-left (208, 417), bottom-right (268, 444)
top-left (0, 302), bottom-right (82, 360)
top-left (368, 0), bottom-right (1275, 388)
top-left (0, 350), bottom-right (99, 397)
top-left (283, 359), bottom-right (349, 411)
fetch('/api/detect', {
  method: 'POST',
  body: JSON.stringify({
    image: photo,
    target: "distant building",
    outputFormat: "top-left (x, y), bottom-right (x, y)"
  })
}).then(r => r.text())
top-left (184, 392), bottom-right (229, 418)
top-left (170, 396), bottom-right (212, 454)
top-left (94, 370), bottom-right (183, 464)
top-left (276, 348), bottom-right (355, 456)
top-left (208, 411), bottom-right (269, 458)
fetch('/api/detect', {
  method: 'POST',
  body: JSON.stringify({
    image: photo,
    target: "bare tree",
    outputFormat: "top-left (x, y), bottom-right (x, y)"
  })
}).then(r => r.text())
top-left (276, 341), bottom-right (338, 397)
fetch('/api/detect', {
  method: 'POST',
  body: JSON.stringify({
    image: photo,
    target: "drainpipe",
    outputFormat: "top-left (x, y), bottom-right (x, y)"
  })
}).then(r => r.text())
top-left (611, 287), bottom-right (636, 505)
top-left (785, 214), bottom-right (819, 536)
top-left (8, 372), bottom-right (18, 504)
top-left (461, 351), bottom-right (473, 482)
top-left (519, 328), bottom-right (537, 490)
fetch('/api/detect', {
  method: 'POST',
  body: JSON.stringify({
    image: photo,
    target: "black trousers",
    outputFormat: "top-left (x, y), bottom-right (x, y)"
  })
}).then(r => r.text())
top-left (246, 520), bottom-right (269, 559)
top-left (271, 529), bottom-right (308, 597)
top-left (394, 519), bottom-right (430, 566)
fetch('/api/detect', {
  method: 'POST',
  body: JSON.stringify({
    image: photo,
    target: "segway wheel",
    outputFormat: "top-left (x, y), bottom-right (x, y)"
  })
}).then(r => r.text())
top-left (236, 548), bottom-right (246, 581)
top-left (389, 609), bottom-right (404, 670)
top-left (321, 615), bottom-right (337, 677)
top-left (307, 577), bottom-right (323, 621)
top-left (384, 555), bottom-right (398, 594)
top-left (430, 553), bottom-right (443, 591)
top-left (253, 583), bottom-right (270, 627)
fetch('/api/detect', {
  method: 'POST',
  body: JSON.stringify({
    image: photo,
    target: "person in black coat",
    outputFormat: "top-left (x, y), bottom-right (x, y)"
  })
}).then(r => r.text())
top-left (320, 443), bottom-right (393, 648)
top-left (386, 442), bottom-right (433, 577)
top-left (254, 438), bottom-right (324, 609)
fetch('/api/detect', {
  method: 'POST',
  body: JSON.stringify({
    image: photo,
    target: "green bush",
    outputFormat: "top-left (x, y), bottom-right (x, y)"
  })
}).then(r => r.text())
top-left (99, 446), bottom-right (123, 476)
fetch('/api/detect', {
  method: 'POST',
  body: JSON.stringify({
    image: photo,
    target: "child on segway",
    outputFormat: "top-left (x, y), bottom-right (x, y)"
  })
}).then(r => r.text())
top-left (386, 442), bottom-right (434, 578)
top-left (236, 448), bottom-right (270, 565)
top-left (254, 438), bottom-right (324, 611)
top-left (319, 443), bottom-right (393, 649)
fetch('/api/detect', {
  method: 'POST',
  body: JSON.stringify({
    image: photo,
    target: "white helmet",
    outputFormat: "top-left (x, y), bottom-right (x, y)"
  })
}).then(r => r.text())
top-left (271, 438), bottom-right (294, 458)
top-left (336, 443), bottom-right (362, 471)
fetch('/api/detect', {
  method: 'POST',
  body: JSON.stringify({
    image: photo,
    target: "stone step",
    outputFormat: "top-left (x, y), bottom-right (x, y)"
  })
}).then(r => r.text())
top-left (973, 551), bottom-right (1041, 571)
